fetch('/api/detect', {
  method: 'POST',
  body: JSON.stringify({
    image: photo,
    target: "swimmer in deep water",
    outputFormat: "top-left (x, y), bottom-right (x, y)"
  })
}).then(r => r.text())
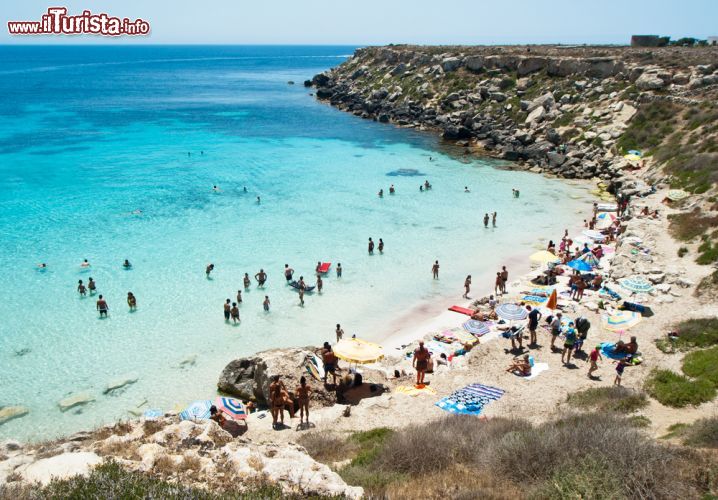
top-left (389, 184), bottom-right (395, 194)
top-left (37, 263), bottom-right (47, 270)
top-left (123, 259), bottom-right (132, 269)
top-left (378, 189), bottom-right (383, 198)
top-left (464, 186), bottom-right (470, 193)
top-left (212, 185), bottom-right (220, 192)
top-left (257, 196), bottom-right (261, 204)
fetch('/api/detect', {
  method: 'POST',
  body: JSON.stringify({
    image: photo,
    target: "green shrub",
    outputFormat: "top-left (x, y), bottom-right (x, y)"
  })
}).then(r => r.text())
top-left (682, 347), bottom-right (718, 385)
top-left (678, 246), bottom-right (689, 257)
top-left (0, 461), bottom-right (288, 499)
top-left (645, 369), bottom-right (716, 407)
top-left (567, 386), bottom-right (649, 413)
top-left (667, 318), bottom-right (718, 350)
top-left (681, 417), bottom-right (718, 448)
top-left (668, 210), bottom-right (718, 241)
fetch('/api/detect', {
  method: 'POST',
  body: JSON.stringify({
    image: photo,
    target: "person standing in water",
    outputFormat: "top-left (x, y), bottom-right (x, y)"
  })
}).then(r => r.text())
top-left (463, 275), bottom-right (472, 299)
top-left (87, 277), bottom-right (96, 295)
top-left (483, 213), bottom-right (489, 228)
top-left (123, 259), bottom-right (132, 269)
top-left (263, 295), bottom-right (270, 311)
top-left (236, 290), bottom-right (242, 304)
top-left (378, 189), bottom-right (383, 198)
top-left (378, 238), bottom-right (384, 254)
top-left (224, 299), bottom-right (231, 322)
top-left (77, 279), bottom-right (87, 296)
top-left (368, 238), bottom-right (374, 255)
top-left (257, 196), bottom-right (261, 204)
top-left (494, 272), bottom-right (503, 295)
top-left (336, 324), bottom-right (344, 342)
top-left (206, 263), bottom-right (214, 278)
top-left (336, 263), bottom-right (342, 278)
top-left (230, 302), bottom-right (240, 324)
top-left (389, 184), bottom-right (395, 194)
top-left (284, 264), bottom-right (294, 282)
top-left (127, 292), bottom-right (137, 311)
top-left (492, 212), bottom-right (497, 227)
top-left (255, 269), bottom-right (267, 287)
top-left (316, 274), bottom-right (323, 293)
top-left (419, 185), bottom-right (423, 192)
top-left (432, 260), bottom-right (440, 279)
top-left (96, 295), bottom-right (109, 318)
top-left (298, 281), bottom-right (305, 306)
top-left (243, 273), bottom-right (251, 289)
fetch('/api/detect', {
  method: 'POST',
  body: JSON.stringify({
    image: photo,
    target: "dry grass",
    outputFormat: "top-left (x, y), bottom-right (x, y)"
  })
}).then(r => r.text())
top-left (143, 419), bottom-right (165, 437)
top-left (567, 386), bottom-right (649, 413)
top-left (96, 439), bottom-right (140, 461)
top-left (152, 454), bottom-right (180, 476)
top-left (331, 413), bottom-right (713, 498)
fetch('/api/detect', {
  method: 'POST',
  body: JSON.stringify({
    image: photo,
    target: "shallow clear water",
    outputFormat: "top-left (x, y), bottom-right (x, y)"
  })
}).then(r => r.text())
top-left (0, 46), bottom-right (592, 441)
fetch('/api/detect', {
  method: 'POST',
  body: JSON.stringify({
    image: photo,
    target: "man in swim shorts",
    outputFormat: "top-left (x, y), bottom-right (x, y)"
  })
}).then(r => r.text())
top-left (322, 345), bottom-right (338, 385)
top-left (432, 260), bottom-right (439, 279)
top-left (413, 341), bottom-right (431, 386)
top-left (526, 305), bottom-right (541, 347)
top-left (368, 238), bottom-right (374, 254)
top-left (224, 299), bottom-right (231, 321)
top-left (284, 264), bottom-right (294, 282)
top-left (96, 295), bottom-right (109, 318)
top-left (255, 269), bottom-right (267, 287)
top-left (500, 266), bottom-right (509, 294)
top-left (206, 263), bottom-right (214, 277)
top-left (550, 312), bottom-right (563, 350)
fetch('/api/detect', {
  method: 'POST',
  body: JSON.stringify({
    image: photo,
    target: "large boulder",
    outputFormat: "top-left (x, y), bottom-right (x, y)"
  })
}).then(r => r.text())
top-left (465, 55), bottom-right (484, 72)
top-left (441, 57), bottom-right (462, 72)
top-left (18, 452), bottom-right (102, 486)
top-left (517, 57), bottom-right (547, 76)
top-left (217, 348), bottom-right (337, 407)
top-left (635, 73), bottom-right (667, 90)
top-left (526, 92), bottom-right (555, 113)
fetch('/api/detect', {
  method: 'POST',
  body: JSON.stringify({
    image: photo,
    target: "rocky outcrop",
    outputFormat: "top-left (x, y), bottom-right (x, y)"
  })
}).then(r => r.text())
top-left (0, 406), bottom-right (29, 426)
top-left (306, 45), bottom-right (717, 181)
top-left (217, 347), bottom-right (337, 407)
top-left (0, 418), bottom-right (363, 498)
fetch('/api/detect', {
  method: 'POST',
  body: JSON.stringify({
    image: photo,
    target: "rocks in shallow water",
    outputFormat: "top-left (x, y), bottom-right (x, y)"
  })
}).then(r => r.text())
top-left (0, 406), bottom-right (29, 426)
top-left (58, 393), bottom-right (95, 412)
top-left (104, 374), bottom-right (139, 395)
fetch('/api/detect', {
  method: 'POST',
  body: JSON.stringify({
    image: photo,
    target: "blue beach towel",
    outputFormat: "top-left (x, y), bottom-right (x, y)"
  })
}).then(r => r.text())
top-left (435, 383), bottom-right (505, 415)
top-left (600, 342), bottom-right (625, 360)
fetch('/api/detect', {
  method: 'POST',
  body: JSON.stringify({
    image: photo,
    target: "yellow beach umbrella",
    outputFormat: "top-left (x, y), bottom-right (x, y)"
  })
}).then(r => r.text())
top-left (624, 154), bottom-right (641, 162)
top-left (529, 250), bottom-right (560, 264)
top-left (602, 311), bottom-right (642, 332)
top-left (333, 338), bottom-right (384, 364)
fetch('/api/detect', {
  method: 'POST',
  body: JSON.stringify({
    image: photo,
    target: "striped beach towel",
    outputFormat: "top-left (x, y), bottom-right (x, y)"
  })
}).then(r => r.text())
top-left (435, 383), bottom-right (505, 415)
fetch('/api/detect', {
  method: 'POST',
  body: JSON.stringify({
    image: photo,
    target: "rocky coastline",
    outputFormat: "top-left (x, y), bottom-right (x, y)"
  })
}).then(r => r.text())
top-left (307, 45), bottom-right (717, 182)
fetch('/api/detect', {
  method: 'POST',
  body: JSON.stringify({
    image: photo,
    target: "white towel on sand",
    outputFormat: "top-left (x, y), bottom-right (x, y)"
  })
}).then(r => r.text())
top-left (524, 362), bottom-right (549, 380)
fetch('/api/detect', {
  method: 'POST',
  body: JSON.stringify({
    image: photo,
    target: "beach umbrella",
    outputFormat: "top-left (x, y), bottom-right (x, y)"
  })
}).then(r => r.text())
top-left (577, 252), bottom-right (600, 268)
top-left (582, 229), bottom-right (606, 241)
top-left (545, 289), bottom-right (558, 310)
top-left (627, 150), bottom-right (642, 157)
top-left (495, 303), bottom-right (528, 321)
top-left (214, 397), bottom-right (247, 420)
top-left (529, 250), bottom-right (560, 264)
top-left (463, 319), bottom-right (490, 336)
top-left (179, 400), bottom-right (212, 421)
top-left (619, 276), bottom-right (654, 294)
top-left (595, 212), bottom-right (616, 229)
top-left (333, 338), bottom-right (384, 364)
top-left (602, 311), bottom-right (642, 332)
top-left (624, 153), bottom-right (641, 162)
top-left (667, 189), bottom-right (689, 201)
top-left (567, 259), bottom-right (593, 272)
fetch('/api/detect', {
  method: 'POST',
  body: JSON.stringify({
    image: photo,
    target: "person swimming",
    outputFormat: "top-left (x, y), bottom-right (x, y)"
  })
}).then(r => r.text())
top-left (123, 259), bottom-right (132, 269)
top-left (80, 259), bottom-right (91, 268)
top-left (464, 186), bottom-right (470, 193)
top-left (37, 263), bottom-right (47, 270)
top-left (419, 185), bottom-right (423, 192)
top-left (256, 196), bottom-right (261, 204)
top-left (212, 185), bottom-right (220, 192)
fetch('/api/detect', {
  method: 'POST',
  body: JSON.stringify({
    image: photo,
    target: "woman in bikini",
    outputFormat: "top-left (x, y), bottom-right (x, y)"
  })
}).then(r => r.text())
top-left (296, 376), bottom-right (311, 424)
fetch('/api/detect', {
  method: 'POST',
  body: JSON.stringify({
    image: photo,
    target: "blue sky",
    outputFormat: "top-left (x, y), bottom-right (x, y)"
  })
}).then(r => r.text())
top-left (3, 0), bottom-right (717, 45)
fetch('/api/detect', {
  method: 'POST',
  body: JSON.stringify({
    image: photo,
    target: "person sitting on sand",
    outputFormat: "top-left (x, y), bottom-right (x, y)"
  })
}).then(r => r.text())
top-left (614, 336), bottom-right (638, 356)
top-left (506, 354), bottom-right (531, 376)
top-left (592, 245), bottom-right (604, 259)
top-left (413, 340), bottom-right (431, 386)
top-left (591, 274), bottom-right (603, 290)
top-left (547, 240), bottom-right (556, 254)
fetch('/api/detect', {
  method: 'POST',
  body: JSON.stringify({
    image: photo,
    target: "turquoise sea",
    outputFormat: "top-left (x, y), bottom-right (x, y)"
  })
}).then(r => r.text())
top-left (0, 46), bottom-right (592, 441)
